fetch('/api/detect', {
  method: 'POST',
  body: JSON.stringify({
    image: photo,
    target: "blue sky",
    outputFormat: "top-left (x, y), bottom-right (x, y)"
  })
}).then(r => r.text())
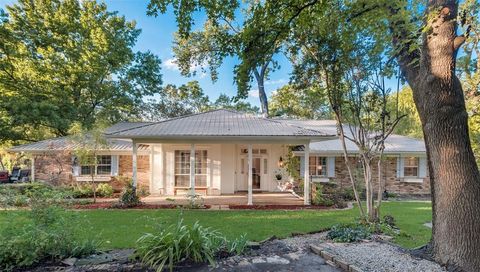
top-left (0, 0), bottom-right (401, 107)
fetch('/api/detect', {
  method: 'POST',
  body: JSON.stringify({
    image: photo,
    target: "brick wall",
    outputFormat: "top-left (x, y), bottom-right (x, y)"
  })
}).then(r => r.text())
top-left (33, 152), bottom-right (74, 186)
top-left (113, 155), bottom-right (150, 192)
top-left (33, 153), bottom-right (151, 193)
top-left (332, 156), bottom-right (431, 195)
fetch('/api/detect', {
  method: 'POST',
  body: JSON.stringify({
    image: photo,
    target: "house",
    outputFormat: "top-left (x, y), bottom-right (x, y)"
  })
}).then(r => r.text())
top-left (9, 109), bottom-right (430, 205)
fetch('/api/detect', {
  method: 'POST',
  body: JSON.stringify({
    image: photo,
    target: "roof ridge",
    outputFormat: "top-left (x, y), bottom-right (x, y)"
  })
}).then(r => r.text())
top-left (260, 116), bottom-right (332, 136)
top-left (106, 109), bottom-right (242, 135)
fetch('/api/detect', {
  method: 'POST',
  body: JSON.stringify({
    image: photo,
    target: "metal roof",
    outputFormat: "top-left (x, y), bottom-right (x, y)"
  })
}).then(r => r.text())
top-left (8, 134), bottom-right (150, 153)
top-left (106, 109), bottom-right (333, 139)
top-left (280, 120), bottom-right (426, 154)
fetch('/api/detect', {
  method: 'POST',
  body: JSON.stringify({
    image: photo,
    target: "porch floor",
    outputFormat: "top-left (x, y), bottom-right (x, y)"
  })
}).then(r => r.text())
top-left (142, 192), bottom-right (304, 206)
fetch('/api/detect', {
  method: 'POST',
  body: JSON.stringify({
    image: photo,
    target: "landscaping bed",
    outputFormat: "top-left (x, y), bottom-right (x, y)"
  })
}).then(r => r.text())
top-left (72, 202), bottom-right (211, 209)
top-left (228, 204), bottom-right (332, 210)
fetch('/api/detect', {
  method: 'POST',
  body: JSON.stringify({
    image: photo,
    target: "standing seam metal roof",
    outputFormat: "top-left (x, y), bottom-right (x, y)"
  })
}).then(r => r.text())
top-left (106, 109), bottom-right (332, 137)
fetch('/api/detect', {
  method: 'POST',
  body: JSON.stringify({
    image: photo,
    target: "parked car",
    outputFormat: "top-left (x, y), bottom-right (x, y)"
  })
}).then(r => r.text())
top-left (0, 168), bottom-right (8, 183)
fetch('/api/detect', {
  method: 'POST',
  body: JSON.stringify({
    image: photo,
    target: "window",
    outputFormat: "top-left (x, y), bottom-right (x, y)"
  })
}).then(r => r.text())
top-left (241, 148), bottom-right (267, 154)
top-left (174, 150), bottom-right (208, 187)
top-left (404, 157), bottom-right (419, 177)
top-left (80, 155), bottom-right (112, 176)
top-left (309, 156), bottom-right (327, 177)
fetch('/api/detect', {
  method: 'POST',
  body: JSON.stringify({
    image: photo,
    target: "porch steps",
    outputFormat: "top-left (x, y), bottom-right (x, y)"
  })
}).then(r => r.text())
top-left (208, 205), bottom-right (230, 210)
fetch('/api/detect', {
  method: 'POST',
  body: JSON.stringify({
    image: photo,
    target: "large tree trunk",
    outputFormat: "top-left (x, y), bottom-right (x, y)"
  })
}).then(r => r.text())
top-left (253, 66), bottom-right (269, 116)
top-left (397, 1), bottom-right (480, 270)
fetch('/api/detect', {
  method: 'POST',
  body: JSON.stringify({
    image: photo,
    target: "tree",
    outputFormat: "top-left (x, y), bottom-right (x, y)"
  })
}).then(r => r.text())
top-left (212, 94), bottom-right (260, 113)
top-left (158, 0), bottom-right (480, 269)
top-left (269, 84), bottom-right (330, 119)
top-left (0, 0), bottom-right (163, 144)
top-left (143, 81), bottom-right (259, 120)
top-left (389, 87), bottom-right (423, 138)
top-left (143, 81), bottom-right (210, 120)
top-left (147, 0), bottom-right (281, 116)
top-left (73, 128), bottom-right (109, 203)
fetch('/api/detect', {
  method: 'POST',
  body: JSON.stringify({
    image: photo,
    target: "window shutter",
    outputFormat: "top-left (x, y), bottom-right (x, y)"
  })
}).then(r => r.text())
top-left (111, 155), bottom-right (119, 176)
top-left (71, 155), bottom-right (80, 177)
top-left (300, 156), bottom-right (305, 177)
top-left (396, 156), bottom-right (405, 178)
top-left (327, 157), bottom-right (335, 177)
top-left (418, 157), bottom-right (427, 178)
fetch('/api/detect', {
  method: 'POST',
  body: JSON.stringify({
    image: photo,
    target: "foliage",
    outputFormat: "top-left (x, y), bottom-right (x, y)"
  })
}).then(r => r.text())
top-left (388, 87), bottom-right (423, 138)
top-left (284, 148), bottom-right (301, 182)
top-left (96, 183), bottom-right (114, 197)
top-left (118, 179), bottom-right (141, 207)
top-left (0, 191), bottom-right (98, 271)
top-left (0, 182), bottom-right (73, 208)
top-left (327, 223), bottom-right (371, 243)
top-left (311, 184), bottom-right (334, 206)
top-left (185, 193), bottom-right (206, 209)
top-left (212, 94), bottom-right (259, 113)
top-left (148, 0), bottom-right (278, 115)
top-left (0, 0), bottom-right (163, 144)
top-left (136, 218), bottom-right (246, 272)
top-left (269, 84), bottom-right (331, 119)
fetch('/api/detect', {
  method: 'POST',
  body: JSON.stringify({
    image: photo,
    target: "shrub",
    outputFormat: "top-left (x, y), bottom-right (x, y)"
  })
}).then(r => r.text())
top-left (327, 224), bottom-right (371, 243)
top-left (0, 193), bottom-right (99, 271)
top-left (72, 184), bottom-right (95, 198)
top-left (383, 214), bottom-right (396, 228)
top-left (136, 219), bottom-right (248, 272)
top-left (96, 183), bottom-right (113, 197)
top-left (118, 180), bottom-right (141, 207)
top-left (311, 184), bottom-right (335, 206)
top-left (0, 183), bottom-right (73, 208)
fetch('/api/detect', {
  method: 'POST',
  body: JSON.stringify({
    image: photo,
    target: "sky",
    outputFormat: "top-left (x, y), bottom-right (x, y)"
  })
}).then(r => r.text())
top-left (0, 0), bottom-right (401, 108)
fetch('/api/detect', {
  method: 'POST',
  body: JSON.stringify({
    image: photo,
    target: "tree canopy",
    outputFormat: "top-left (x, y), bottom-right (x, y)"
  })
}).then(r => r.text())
top-left (0, 0), bottom-right (163, 144)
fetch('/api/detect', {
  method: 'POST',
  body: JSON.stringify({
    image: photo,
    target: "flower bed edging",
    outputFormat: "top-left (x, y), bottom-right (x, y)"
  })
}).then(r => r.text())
top-left (310, 244), bottom-right (364, 272)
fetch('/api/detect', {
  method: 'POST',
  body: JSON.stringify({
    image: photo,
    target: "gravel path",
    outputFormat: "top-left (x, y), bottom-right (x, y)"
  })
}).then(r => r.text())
top-left (315, 241), bottom-right (446, 272)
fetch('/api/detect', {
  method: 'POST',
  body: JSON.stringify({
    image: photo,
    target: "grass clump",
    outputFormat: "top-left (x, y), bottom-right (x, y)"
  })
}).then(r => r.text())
top-left (136, 218), bottom-right (248, 272)
top-left (0, 190), bottom-right (99, 271)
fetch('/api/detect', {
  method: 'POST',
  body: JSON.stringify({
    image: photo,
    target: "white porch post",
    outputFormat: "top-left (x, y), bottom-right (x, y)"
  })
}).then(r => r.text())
top-left (132, 140), bottom-right (138, 190)
top-left (304, 141), bottom-right (310, 205)
top-left (190, 143), bottom-right (196, 196)
top-left (247, 144), bottom-right (253, 205)
top-left (31, 156), bottom-right (35, 182)
top-left (149, 145), bottom-right (154, 195)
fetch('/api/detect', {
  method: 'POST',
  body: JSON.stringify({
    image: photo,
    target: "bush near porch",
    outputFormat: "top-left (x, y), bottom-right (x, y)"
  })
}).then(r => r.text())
top-left (0, 201), bottom-right (432, 250)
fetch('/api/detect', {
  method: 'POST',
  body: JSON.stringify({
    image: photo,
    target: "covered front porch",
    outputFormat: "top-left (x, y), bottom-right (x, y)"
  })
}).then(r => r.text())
top-left (106, 109), bottom-right (336, 206)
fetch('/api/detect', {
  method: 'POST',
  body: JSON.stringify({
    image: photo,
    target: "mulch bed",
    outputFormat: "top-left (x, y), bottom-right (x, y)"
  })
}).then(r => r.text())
top-left (228, 204), bottom-right (332, 210)
top-left (72, 202), bottom-right (211, 210)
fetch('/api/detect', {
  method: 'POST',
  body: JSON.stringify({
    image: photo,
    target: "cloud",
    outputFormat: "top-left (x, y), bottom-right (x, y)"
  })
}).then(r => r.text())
top-left (249, 89), bottom-right (259, 98)
top-left (162, 57), bottom-right (209, 78)
top-left (265, 79), bottom-right (288, 85)
top-left (162, 58), bottom-right (179, 71)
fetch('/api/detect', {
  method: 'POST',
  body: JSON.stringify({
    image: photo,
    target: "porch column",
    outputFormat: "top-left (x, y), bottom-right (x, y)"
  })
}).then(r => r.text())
top-left (190, 143), bottom-right (196, 196)
top-left (31, 155), bottom-right (35, 182)
top-left (149, 145), bottom-right (154, 194)
top-left (132, 140), bottom-right (138, 190)
top-left (247, 144), bottom-right (253, 205)
top-left (304, 141), bottom-right (310, 205)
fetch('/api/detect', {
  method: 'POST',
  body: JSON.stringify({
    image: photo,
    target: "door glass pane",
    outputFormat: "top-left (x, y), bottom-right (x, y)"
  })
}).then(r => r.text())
top-left (263, 158), bottom-right (268, 174)
top-left (253, 158), bottom-right (261, 189)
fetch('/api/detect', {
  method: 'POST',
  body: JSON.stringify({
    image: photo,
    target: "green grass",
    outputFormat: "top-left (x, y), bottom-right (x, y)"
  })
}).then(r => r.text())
top-left (0, 201), bottom-right (431, 250)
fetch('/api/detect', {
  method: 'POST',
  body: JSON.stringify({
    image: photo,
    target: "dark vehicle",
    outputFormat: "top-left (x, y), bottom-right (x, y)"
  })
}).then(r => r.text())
top-left (0, 169), bottom-right (8, 183)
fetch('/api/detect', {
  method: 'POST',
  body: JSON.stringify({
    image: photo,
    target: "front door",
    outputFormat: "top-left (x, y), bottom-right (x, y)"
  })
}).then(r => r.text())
top-left (237, 156), bottom-right (266, 191)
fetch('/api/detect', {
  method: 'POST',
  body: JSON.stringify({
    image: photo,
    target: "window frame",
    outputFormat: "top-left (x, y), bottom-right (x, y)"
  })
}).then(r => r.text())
top-left (174, 150), bottom-right (208, 188)
top-left (309, 156), bottom-right (327, 177)
top-left (80, 155), bottom-right (112, 176)
top-left (403, 157), bottom-right (419, 178)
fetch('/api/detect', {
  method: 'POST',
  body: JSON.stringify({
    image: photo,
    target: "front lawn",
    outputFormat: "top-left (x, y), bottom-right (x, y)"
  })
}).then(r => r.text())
top-left (0, 201), bottom-right (431, 249)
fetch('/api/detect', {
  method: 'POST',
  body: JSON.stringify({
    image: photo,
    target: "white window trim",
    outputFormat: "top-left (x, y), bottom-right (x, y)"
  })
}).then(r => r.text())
top-left (174, 149), bottom-right (208, 188)
top-left (79, 155), bottom-right (113, 177)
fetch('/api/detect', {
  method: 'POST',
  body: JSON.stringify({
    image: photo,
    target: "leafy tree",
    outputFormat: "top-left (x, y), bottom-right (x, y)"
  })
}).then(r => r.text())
top-left (143, 81), bottom-right (259, 120)
top-left (269, 84), bottom-right (331, 119)
top-left (147, 0), bottom-right (280, 116)
top-left (212, 94), bottom-right (259, 113)
top-left (143, 81), bottom-right (210, 120)
top-left (389, 87), bottom-right (423, 138)
top-left (0, 0), bottom-right (163, 144)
